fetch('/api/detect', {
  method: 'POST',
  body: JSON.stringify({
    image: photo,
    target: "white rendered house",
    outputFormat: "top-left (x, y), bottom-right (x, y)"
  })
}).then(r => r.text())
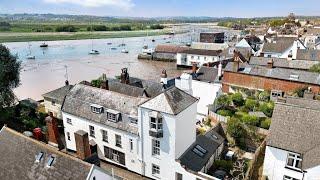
top-left (175, 66), bottom-right (223, 120)
top-left (62, 81), bottom-right (225, 180)
top-left (262, 38), bottom-right (306, 59)
top-left (263, 97), bottom-right (320, 180)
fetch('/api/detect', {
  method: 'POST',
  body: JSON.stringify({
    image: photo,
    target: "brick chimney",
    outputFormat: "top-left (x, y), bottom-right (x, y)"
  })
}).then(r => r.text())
top-left (233, 50), bottom-right (240, 72)
top-left (45, 112), bottom-right (60, 148)
top-left (160, 69), bottom-right (168, 85)
top-left (74, 130), bottom-right (91, 160)
top-left (192, 63), bottom-right (197, 74)
top-left (100, 73), bottom-right (109, 90)
top-left (267, 59), bottom-right (274, 68)
top-left (120, 68), bottom-right (130, 84)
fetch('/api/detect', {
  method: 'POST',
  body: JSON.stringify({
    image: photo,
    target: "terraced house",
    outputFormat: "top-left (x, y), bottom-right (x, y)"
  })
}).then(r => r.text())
top-left (60, 72), bottom-right (225, 180)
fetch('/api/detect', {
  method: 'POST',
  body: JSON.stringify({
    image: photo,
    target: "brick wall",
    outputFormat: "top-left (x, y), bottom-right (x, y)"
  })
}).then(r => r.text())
top-left (222, 71), bottom-right (320, 94)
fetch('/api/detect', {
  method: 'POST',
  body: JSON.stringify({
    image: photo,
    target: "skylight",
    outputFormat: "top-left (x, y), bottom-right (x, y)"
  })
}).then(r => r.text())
top-left (289, 74), bottom-right (299, 80)
top-left (35, 152), bottom-right (44, 162)
top-left (192, 144), bottom-right (207, 158)
top-left (47, 155), bottom-right (55, 167)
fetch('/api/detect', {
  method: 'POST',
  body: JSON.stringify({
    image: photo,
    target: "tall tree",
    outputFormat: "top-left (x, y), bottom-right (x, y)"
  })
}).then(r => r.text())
top-left (0, 44), bottom-right (21, 108)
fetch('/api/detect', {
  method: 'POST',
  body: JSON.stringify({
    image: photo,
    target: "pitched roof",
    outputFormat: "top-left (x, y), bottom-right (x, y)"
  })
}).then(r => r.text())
top-left (42, 85), bottom-right (74, 104)
top-left (224, 62), bottom-right (320, 85)
top-left (180, 48), bottom-right (223, 56)
top-left (62, 84), bottom-right (148, 134)
top-left (249, 57), bottom-right (319, 70)
top-left (262, 37), bottom-right (295, 53)
top-left (0, 126), bottom-right (92, 180)
top-left (140, 87), bottom-right (198, 115)
top-left (267, 97), bottom-right (320, 169)
top-left (296, 49), bottom-right (320, 61)
top-left (108, 81), bottom-right (146, 97)
top-left (155, 44), bottom-right (189, 54)
top-left (179, 128), bottom-right (225, 172)
top-left (194, 66), bottom-right (219, 83)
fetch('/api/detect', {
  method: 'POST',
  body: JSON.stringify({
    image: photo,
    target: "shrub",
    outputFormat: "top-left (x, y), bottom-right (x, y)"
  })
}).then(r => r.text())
top-left (258, 91), bottom-right (270, 101)
top-left (227, 117), bottom-right (245, 139)
top-left (55, 25), bottom-right (77, 32)
top-left (91, 79), bottom-right (102, 87)
top-left (245, 99), bottom-right (258, 111)
top-left (150, 24), bottom-right (165, 29)
top-left (258, 102), bottom-right (274, 117)
top-left (293, 86), bottom-right (308, 98)
top-left (87, 25), bottom-right (109, 31)
top-left (216, 94), bottom-right (231, 108)
top-left (241, 114), bottom-right (259, 126)
top-left (231, 93), bottom-right (244, 107)
top-left (260, 118), bottom-right (271, 129)
top-left (309, 63), bottom-right (320, 73)
top-left (214, 160), bottom-right (233, 172)
top-left (217, 109), bottom-right (234, 117)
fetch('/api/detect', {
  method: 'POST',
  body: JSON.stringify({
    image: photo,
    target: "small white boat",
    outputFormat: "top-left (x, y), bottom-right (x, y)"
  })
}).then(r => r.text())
top-left (142, 48), bottom-right (154, 55)
top-left (26, 55), bottom-right (35, 59)
top-left (143, 45), bottom-right (148, 49)
top-left (121, 49), bottom-right (129, 53)
top-left (111, 47), bottom-right (117, 50)
top-left (89, 50), bottom-right (100, 55)
top-left (40, 42), bottom-right (48, 48)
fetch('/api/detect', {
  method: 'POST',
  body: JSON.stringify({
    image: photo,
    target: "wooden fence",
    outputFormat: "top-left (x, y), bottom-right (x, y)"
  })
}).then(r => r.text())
top-left (244, 140), bottom-right (266, 180)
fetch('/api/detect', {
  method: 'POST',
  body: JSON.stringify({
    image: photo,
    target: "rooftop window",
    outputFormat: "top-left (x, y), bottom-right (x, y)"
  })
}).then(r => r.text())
top-left (35, 152), bottom-right (44, 162)
top-left (289, 74), bottom-right (299, 80)
top-left (46, 155), bottom-right (55, 167)
top-left (192, 144), bottom-right (207, 158)
top-left (91, 104), bottom-right (103, 114)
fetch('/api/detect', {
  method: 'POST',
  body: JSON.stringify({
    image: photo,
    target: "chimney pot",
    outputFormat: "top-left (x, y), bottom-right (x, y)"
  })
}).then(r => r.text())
top-left (192, 63), bottom-right (197, 74)
top-left (120, 68), bottom-right (130, 84)
top-left (65, 80), bottom-right (69, 86)
top-left (267, 59), bottom-right (274, 68)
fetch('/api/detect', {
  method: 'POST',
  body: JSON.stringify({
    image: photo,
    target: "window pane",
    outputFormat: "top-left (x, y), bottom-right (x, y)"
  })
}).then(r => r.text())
top-left (287, 158), bottom-right (294, 166)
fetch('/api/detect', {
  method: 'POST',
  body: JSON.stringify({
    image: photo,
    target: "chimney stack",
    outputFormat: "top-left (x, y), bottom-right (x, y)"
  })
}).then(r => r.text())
top-left (192, 63), bottom-right (197, 74)
top-left (233, 50), bottom-right (240, 72)
top-left (74, 130), bottom-right (91, 160)
top-left (120, 68), bottom-right (130, 84)
top-left (160, 69), bottom-right (168, 85)
top-left (65, 80), bottom-right (69, 86)
top-left (267, 59), bottom-right (274, 68)
top-left (45, 112), bottom-right (60, 148)
top-left (100, 73), bottom-right (109, 90)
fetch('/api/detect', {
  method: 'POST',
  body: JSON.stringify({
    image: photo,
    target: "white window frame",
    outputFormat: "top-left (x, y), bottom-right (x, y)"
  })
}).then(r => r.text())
top-left (102, 130), bottom-right (108, 142)
top-left (107, 112), bottom-right (117, 122)
top-left (286, 152), bottom-right (302, 170)
top-left (283, 175), bottom-right (299, 180)
top-left (130, 118), bottom-right (138, 125)
top-left (129, 139), bottom-right (133, 151)
top-left (67, 132), bottom-right (71, 141)
top-left (152, 164), bottom-right (160, 176)
top-left (89, 125), bottom-right (95, 137)
top-left (67, 118), bottom-right (72, 125)
top-left (152, 139), bottom-right (160, 156)
top-left (150, 117), bottom-right (163, 131)
top-left (115, 134), bottom-right (122, 148)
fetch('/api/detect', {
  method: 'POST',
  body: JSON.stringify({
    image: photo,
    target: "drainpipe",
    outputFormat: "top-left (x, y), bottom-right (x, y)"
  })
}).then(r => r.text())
top-left (139, 108), bottom-right (145, 176)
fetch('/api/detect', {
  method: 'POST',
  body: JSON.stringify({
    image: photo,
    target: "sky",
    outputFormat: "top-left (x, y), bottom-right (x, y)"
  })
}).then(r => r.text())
top-left (0, 0), bottom-right (319, 18)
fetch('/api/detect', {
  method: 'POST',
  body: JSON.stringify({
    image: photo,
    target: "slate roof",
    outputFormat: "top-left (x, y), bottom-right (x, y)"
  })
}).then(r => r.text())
top-left (296, 49), bottom-right (320, 61)
top-left (42, 85), bottom-right (74, 104)
top-left (181, 48), bottom-right (223, 56)
top-left (224, 62), bottom-right (320, 85)
top-left (140, 87), bottom-right (198, 115)
top-left (267, 97), bottom-right (320, 169)
top-left (179, 128), bottom-right (225, 172)
top-left (194, 66), bottom-right (219, 83)
top-left (0, 126), bottom-right (92, 180)
top-left (249, 57), bottom-right (319, 70)
top-left (62, 84), bottom-right (148, 135)
top-left (155, 44), bottom-right (189, 54)
top-left (262, 37), bottom-right (296, 53)
top-left (108, 80), bottom-right (146, 97)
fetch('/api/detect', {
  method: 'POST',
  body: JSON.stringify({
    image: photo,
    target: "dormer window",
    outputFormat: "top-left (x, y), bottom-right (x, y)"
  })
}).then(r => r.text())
top-left (106, 109), bottom-right (120, 122)
top-left (289, 74), bottom-right (299, 80)
top-left (286, 152), bottom-right (302, 170)
top-left (91, 104), bottom-right (103, 114)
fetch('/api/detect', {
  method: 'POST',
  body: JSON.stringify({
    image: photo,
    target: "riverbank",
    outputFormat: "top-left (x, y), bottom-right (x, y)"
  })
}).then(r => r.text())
top-left (0, 29), bottom-right (183, 43)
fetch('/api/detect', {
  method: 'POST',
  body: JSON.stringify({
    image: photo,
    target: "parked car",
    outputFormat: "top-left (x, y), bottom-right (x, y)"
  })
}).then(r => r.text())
top-left (213, 170), bottom-right (227, 180)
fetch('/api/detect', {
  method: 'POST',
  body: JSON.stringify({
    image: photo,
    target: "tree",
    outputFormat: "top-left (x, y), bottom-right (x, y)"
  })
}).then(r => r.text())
top-left (258, 102), bottom-right (274, 117)
top-left (0, 44), bottom-right (21, 108)
top-left (231, 93), bottom-right (244, 107)
top-left (216, 94), bottom-right (231, 108)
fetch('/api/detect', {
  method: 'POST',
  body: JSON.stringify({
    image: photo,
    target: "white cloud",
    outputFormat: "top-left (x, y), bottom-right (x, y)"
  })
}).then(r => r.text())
top-left (43, 0), bottom-right (134, 10)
